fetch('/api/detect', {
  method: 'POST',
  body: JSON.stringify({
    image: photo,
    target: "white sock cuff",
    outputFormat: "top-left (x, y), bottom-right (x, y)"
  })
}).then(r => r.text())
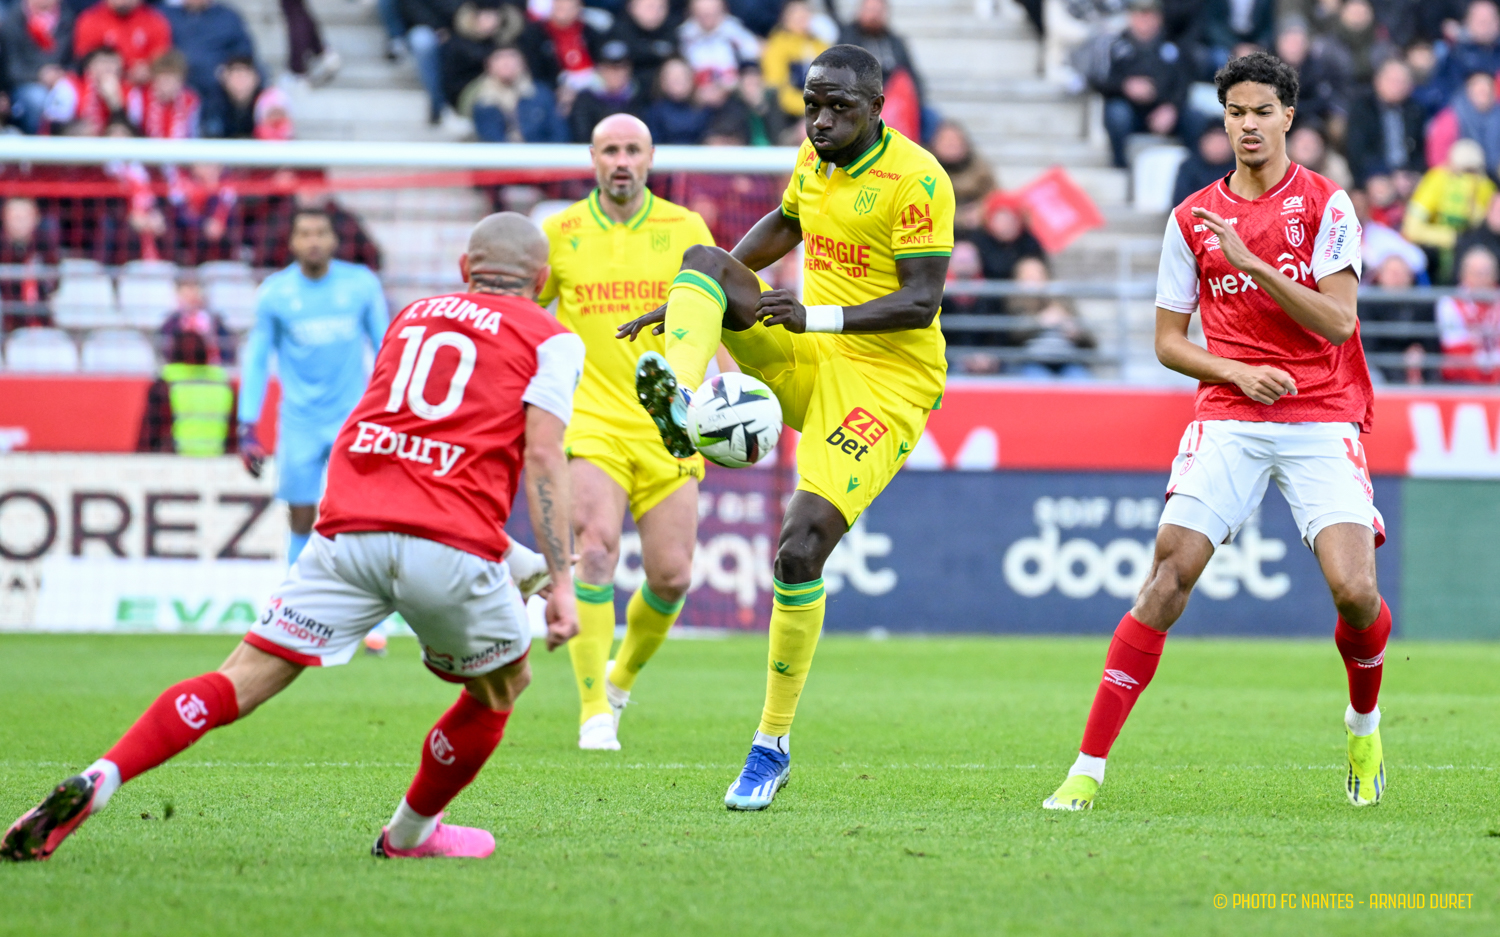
top-left (1345, 704), bottom-right (1381, 737)
top-left (1068, 753), bottom-right (1107, 784)
top-left (752, 730), bottom-right (788, 755)
top-left (386, 797), bottom-right (441, 850)
top-left (85, 759), bottom-right (122, 811)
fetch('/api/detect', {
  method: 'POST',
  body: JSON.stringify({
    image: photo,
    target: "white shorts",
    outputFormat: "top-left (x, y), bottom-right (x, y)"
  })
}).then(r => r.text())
top-left (1160, 420), bottom-right (1386, 550)
top-left (245, 532), bottom-right (531, 682)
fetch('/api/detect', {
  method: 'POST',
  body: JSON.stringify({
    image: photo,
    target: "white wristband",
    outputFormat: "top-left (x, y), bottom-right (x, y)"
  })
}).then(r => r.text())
top-left (804, 304), bottom-right (844, 333)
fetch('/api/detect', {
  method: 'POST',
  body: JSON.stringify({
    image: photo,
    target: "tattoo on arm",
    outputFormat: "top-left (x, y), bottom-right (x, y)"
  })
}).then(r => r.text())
top-left (534, 475), bottom-right (569, 572)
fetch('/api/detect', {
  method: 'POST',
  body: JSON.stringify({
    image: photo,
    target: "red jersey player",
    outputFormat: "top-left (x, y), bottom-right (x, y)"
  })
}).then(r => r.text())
top-left (1044, 52), bottom-right (1392, 812)
top-left (3, 213), bottom-right (586, 862)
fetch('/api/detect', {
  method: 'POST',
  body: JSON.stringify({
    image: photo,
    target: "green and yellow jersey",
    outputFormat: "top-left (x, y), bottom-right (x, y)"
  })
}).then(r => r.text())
top-left (540, 190), bottom-right (717, 438)
top-left (780, 123), bottom-right (955, 409)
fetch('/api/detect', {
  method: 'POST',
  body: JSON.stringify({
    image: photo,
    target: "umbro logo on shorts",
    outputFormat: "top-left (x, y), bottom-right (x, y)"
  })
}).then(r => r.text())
top-left (1104, 669), bottom-right (1140, 690)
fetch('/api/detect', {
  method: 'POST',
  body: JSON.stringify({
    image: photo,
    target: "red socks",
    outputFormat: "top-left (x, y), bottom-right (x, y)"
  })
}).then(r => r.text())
top-left (404, 691), bottom-right (511, 817)
top-left (1335, 598), bottom-right (1392, 715)
top-left (103, 672), bottom-right (240, 783)
top-left (1079, 614), bottom-right (1168, 758)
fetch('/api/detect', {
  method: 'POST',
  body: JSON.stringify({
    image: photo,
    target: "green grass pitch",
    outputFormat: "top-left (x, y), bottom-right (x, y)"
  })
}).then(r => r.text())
top-left (0, 633), bottom-right (1496, 936)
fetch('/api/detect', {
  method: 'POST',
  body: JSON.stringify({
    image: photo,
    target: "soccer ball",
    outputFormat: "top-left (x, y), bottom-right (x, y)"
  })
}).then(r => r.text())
top-left (687, 373), bottom-right (783, 468)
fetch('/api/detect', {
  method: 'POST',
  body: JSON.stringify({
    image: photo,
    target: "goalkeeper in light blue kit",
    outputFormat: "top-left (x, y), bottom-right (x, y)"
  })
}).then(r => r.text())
top-left (238, 207), bottom-right (388, 568)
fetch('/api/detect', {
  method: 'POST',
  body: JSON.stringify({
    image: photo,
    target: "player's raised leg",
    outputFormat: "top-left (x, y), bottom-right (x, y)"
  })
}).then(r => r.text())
top-left (635, 246), bottom-right (768, 458)
top-left (725, 492), bottom-right (846, 810)
top-left (608, 480), bottom-right (697, 719)
top-left (1043, 523), bottom-right (1216, 811)
top-left (374, 657), bottom-right (531, 858)
top-left (568, 459), bottom-right (629, 750)
top-left (1314, 523), bottom-right (1390, 805)
top-left (2, 642), bottom-right (301, 861)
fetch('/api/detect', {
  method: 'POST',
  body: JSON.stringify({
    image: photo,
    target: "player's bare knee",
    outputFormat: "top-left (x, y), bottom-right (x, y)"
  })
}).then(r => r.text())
top-left (468, 659), bottom-right (530, 710)
top-left (219, 641), bottom-right (302, 716)
top-left (645, 564), bottom-right (691, 603)
top-left (680, 243), bottom-right (728, 277)
top-left (774, 542), bottom-right (824, 585)
top-left (574, 530), bottom-right (619, 585)
top-left (1328, 573), bottom-right (1380, 626)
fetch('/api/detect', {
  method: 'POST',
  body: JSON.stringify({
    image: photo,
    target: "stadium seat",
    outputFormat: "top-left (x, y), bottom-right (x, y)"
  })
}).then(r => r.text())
top-left (117, 260), bottom-right (178, 329)
top-left (81, 329), bottom-right (159, 374)
top-left (51, 258), bottom-right (121, 329)
top-left (3, 327), bottom-right (80, 372)
top-left (1132, 144), bottom-right (1190, 213)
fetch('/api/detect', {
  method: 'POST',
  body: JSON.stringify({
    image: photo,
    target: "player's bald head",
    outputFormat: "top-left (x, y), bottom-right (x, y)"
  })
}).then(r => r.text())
top-left (461, 212), bottom-right (550, 298)
top-left (591, 112), bottom-right (652, 149)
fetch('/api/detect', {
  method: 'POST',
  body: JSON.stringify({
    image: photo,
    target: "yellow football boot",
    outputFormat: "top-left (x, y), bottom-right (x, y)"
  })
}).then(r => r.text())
top-left (1043, 774), bottom-right (1099, 811)
top-left (1346, 726), bottom-right (1385, 806)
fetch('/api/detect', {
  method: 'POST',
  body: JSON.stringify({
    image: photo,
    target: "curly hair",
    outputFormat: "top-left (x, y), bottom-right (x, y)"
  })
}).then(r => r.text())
top-left (1214, 51), bottom-right (1299, 108)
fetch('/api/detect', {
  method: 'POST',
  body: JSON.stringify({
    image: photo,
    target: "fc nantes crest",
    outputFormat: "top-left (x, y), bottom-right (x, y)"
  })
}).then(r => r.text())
top-left (652, 230), bottom-right (671, 252)
top-left (854, 186), bottom-right (880, 215)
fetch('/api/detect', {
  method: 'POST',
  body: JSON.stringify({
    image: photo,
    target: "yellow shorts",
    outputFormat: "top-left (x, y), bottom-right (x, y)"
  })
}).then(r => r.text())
top-left (566, 417), bottom-right (705, 519)
top-left (723, 313), bottom-right (932, 526)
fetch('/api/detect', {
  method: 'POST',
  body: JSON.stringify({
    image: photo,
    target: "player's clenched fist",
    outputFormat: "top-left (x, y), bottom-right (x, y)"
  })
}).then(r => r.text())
top-left (756, 289), bottom-right (807, 332)
top-left (1231, 363), bottom-right (1298, 405)
top-left (544, 588), bottom-right (578, 651)
top-left (1191, 207), bottom-right (1262, 275)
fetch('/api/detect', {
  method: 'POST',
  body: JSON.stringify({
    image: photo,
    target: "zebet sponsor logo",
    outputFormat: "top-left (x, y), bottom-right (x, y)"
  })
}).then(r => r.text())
top-left (826, 407), bottom-right (889, 461)
top-left (1002, 495), bottom-right (1290, 601)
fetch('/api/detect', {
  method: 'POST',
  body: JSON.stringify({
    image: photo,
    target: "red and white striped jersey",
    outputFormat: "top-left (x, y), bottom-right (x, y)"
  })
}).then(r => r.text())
top-left (1156, 164), bottom-right (1374, 431)
top-left (316, 291), bottom-right (585, 561)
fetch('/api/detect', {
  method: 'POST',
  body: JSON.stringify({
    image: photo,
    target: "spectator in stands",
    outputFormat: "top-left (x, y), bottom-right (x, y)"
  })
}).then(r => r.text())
top-left (248, 184), bottom-right (383, 271)
top-left (1202, 0), bottom-right (1274, 65)
top-left (1346, 58), bottom-right (1427, 185)
top-left (166, 162), bottom-right (238, 262)
top-left (1357, 181), bottom-right (1429, 280)
top-left (1011, 256), bottom-right (1095, 379)
top-left (520, 0), bottom-right (605, 91)
top-left (1172, 127), bottom-right (1235, 205)
top-left (643, 55), bottom-right (708, 143)
top-left (700, 63), bottom-right (782, 144)
top-left (569, 40), bottom-right (641, 142)
top-left (461, 45), bottom-right (566, 142)
top-left (73, 0), bottom-right (171, 85)
top-left (606, 0), bottom-right (680, 92)
top-left (163, 0), bottom-right (255, 101)
top-left (1436, 244), bottom-right (1500, 381)
top-left (1403, 138), bottom-right (1496, 282)
top-left (929, 120), bottom-right (996, 230)
top-left (965, 191), bottom-right (1044, 281)
top-left (943, 239), bottom-right (1008, 373)
top-left (1, 0), bottom-right (74, 134)
top-left (1364, 252), bottom-right (1437, 383)
top-left (45, 45), bottom-right (126, 134)
top-left (837, 0), bottom-right (923, 138)
top-left (438, 2), bottom-right (526, 108)
top-left (1273, 17), bottom-right (1348, 136)
top-left (1406, 40), bottom-right (1449, 117)
top-left (401, 0), bottom-right (463, 124)
top-left (0, 196), bottom-right (59, 324)
top-left (280, 0), bottom-right (341, 85)
top-left (253, 85), bottom-right (292, 139)
top-left (1432, 1), bottom-right (1500, 103)
top-left (161, 279), bottom-right (235, 363)
top-left (1456, 190), bottom-right (1500, 266)
top-left (136, 326), bottom-right (236, 455)
top-left (201, 54), bottom-right (259, 138)
top-left (1288, 123), bottom-right (1352, 188)
top-left (127, 50), bottom-right (201, 139)
top-left (678, 0), bottom-right (760, 87)
top-left (1331, 0), bottom-right (1381, 84)
top-left (1427, 71), bottom-right (1500, 176)
top-left (761, 1), bottom-right (827, 122)
top-left (1096, 0), bottom-right (1188, 169)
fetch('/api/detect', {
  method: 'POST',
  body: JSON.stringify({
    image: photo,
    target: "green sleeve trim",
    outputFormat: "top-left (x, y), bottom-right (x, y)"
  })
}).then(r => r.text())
top-left (780, 205), bottom-right (800, 219)
top-left (671, 269), bottom-right (728, 311)
top-left (638, 581), bottom-right (686, 616)
top-left (893, 249), bottom-right (953, 259)
top-left (575, 581), bottom-right (616, 604)
top-left (772, 577), bottom-right (826, 607)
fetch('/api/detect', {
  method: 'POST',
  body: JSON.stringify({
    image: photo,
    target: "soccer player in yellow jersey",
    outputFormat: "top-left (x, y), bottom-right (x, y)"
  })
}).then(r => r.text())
top-left (618, 46), bottom-right (955, 808)
top-left (539, 114), bottom-right (717, 750)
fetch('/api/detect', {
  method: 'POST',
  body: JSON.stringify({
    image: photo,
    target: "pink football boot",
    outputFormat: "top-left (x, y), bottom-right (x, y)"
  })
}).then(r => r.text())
top-left (371, 817), bottom-right (495, 859)
top-left (2, 772), bottom-right (100, 862)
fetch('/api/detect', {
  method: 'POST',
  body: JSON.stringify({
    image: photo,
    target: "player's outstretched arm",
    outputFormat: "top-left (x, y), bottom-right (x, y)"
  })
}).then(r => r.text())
top-left (756, 255), bottom-right (948, 334)
top-left (1191, 207), bottom-right (1360, 344)
top-left (1155, 308), bottom-right (1297, 406)
top-left (522, 405), bottom-right (578, 650)
top-left (729, 207), bottom-right (804, 272)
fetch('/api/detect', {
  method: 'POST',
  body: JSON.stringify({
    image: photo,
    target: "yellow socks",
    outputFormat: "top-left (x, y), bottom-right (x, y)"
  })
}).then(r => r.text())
top-left (664, 270), bottom-right (726, 392)
top-left (611, 583), bottom-right (685, 693)
top-left (758, 578), bottom-right (826, 736)
top-left (569, 581), bottom-right (616, 724)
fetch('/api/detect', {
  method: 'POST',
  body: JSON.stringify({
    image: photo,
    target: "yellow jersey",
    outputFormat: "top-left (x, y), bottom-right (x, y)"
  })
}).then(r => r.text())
top-left (540, 190), bottom-right (717, 437)
top-left (780, 124), bottom-right (955, 408)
